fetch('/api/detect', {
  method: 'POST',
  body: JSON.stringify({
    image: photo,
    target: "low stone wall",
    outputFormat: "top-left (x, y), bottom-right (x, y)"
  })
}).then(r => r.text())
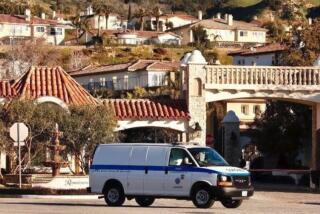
top-left (32, 176), bottom-right (89, 190)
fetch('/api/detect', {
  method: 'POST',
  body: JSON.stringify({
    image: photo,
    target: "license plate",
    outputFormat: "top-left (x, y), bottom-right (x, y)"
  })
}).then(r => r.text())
top-left (242, 191), bottom-right (248, 196)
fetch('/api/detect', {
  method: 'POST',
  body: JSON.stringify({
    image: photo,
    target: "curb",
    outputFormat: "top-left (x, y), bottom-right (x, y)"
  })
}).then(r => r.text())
top-left (0, 194), bottom-right (101, 200)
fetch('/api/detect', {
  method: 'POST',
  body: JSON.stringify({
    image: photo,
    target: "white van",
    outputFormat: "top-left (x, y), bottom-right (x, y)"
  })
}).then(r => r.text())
top-left (89, 143), bottom-right (254, 209)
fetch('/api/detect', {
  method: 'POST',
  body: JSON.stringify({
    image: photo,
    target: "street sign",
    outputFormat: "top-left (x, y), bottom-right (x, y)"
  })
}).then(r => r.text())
top-left (9, 122), bottom-right (29, 189)
top-left (10, 122), bottom-right (29, 146)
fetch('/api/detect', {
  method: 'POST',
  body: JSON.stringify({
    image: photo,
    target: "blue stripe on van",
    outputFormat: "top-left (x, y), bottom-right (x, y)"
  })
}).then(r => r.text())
top-left (90, 165), bottom-right (216, 173)
top-left (90, 165), bottom-right (249, 176)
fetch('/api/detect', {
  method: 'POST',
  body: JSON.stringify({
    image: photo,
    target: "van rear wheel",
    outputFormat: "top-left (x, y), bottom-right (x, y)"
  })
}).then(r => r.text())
top-left (191, 186), bottom-right (214, 208)
top-left (104, 185), bottom-right (125, 206)
top-left (221, 199), bottom-right (243, 208)
top-left (135, 196), bottom-right (155, 207)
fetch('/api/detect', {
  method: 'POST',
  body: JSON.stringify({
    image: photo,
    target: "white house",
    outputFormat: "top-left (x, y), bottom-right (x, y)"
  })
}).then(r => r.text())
top-left (147, 12), bottom-right (199, 32)
top-left (0, 9), bottom-right (67, 45)
top-left (117, 31), bottom-right (181, 45)
top-left (80, 5), bottom-right (127, 30)
top-left (228, 43), bottom-right (286, 66)
top-left (79, 29), bottom-right (181, 45)
top-left (169, 13), bottom-right (268, 45)
top-left (69, 60), bottom-right (180, 91)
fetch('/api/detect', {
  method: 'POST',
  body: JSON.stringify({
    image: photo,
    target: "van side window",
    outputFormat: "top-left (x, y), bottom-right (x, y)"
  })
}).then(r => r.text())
top-left (169, 148), bottom-right (195, 166)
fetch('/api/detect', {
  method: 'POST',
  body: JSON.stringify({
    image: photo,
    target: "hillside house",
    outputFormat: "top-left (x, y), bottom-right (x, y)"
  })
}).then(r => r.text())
top-left (169, 13), bottom-right (267, 46)
top-left (79, 29), bottom-right (181, 45)
top-left (228, 43), bottom-right (287, 66)
top-left (146, 12), bottom-right (199, 32)
top-left (69, 60), bottom-right (179, 91)
top-left (80, 5), bottom-right (127, 30)
top-left (0, 9), bottom-right (67, 45)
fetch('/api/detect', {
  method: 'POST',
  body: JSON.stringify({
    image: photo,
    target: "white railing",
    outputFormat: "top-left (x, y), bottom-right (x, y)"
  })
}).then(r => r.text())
top-left (205, 66), bottom-right (320, 86)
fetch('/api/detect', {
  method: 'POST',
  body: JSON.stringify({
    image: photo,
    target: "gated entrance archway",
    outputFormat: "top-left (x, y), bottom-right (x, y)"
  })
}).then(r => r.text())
top-left (183, 50), bottom-right (320, 185)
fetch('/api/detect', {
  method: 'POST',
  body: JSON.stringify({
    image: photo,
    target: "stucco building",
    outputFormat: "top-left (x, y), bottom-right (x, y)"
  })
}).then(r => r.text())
top-left (0, 9), bottom-right (67, 45)
top-left (169, 13), bottom-right (267, 46)
top-left (69, 60), bottom-right (180, 91)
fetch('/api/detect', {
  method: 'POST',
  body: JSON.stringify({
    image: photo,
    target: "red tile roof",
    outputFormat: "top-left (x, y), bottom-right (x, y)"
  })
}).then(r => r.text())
top-left (104, 99), bottom-right (190, 120)
top-left (128, 60), bottom-right (158, 71)
top-left (69, 60), bottom-right (180, 77)
top-left (0, 14), bottom-right (58, 25)
top-left (0, 80), bottom-right (16, 98)
top-left (228, 43), bottom-right (287, 56)
top-left (118, 30), bottom-right (181, 39)
top-left (11, 66), bottom-right (98, 105)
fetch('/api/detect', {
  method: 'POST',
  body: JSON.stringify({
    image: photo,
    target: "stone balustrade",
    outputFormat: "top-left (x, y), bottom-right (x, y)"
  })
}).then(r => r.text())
top-left (205, 66), bottom-right (320, 86)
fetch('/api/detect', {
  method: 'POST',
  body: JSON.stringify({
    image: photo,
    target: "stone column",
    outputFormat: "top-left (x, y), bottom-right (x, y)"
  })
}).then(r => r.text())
top-left (311, 103), bottom-right (320, 189)
top-left (186, 50), bottom-right (207, 146)
top-left (221, 111), bottom-right (240, 166)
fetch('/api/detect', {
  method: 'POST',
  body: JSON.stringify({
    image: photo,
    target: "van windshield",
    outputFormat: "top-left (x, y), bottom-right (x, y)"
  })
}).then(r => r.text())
top-left (188, 147), bottom-right (229, 167)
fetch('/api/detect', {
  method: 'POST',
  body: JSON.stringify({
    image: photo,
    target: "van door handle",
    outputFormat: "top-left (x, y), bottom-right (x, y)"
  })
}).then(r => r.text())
top-left (145, 167), bottom-right (148, 174)
top-left (165, 168), bottom-right (168, 174)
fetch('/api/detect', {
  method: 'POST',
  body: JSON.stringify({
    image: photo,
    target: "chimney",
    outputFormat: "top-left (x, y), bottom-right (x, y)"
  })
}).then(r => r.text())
top-left (25, 9), bottom-right (31, 21)
top-left (227, 14), bottom-right (233, 26)
top-left (269, 13), bottom-right (274, 22)
top-left (308, 18), bottom-right (312, 25)
top-left (87, 5), bottom-right (93, 15)
top-left (217, 13), bottom-right (221, 19)
top-left (225, 14), bottom-right (228, 21)
top-left (41, 12), bottom-right (46, 19)
top-left (198, 10), bottom-right (202, 20)
top-left (53, 11), bottom-right (56, 19)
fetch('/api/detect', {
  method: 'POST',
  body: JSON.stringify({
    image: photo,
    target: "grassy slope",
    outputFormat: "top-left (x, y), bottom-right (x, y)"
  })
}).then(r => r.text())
top-left (227, 0), bottom-right (262, 7)
top-left (309, 0), bottom-right (320, 6)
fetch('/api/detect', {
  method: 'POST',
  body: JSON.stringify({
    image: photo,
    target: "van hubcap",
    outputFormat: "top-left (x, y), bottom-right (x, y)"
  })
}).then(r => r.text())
top-left (196, 190), bottom-right (209, 204)
top-left (107, 188), bottom-right (119, 203)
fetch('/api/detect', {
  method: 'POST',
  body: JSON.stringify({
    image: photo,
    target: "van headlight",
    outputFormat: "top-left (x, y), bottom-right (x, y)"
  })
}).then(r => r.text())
top-left (218, 175), bottom-right (233, 187)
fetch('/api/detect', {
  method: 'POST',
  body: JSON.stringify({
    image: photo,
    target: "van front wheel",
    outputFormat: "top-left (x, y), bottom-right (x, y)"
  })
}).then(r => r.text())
top-left (104, 185), bottom-right (125, 206)
top-left (221, 199), bottom-right (243, 208)
top-left (191, 186), bottom-right (214, 208)
top-left (135, 196), bottom-right (155, 207)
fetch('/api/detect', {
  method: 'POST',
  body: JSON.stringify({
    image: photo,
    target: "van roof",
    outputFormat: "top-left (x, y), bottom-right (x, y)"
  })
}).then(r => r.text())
top-left (98, 143), bottom-right (204, 148)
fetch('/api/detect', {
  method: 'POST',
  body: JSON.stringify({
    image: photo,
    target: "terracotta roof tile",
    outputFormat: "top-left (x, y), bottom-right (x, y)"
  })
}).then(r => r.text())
top-left (103, 99), bottom-right (190, 120)
top-left (170, 18), bottom-right (267, 32)
top-left (0, 80), bottom-right (16, 98)
top-left (11, 66), bottom-right (98, 105)
top-left (0, 14), bottom-right (58, 25)
top-left (70, 60), bottom-right (179, 77)
top-left (228, 43), bottom-right (287, 56)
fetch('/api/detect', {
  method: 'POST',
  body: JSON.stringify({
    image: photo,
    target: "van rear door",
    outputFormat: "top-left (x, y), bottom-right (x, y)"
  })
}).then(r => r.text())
top-left (143, 146), bottom-right (168, 195)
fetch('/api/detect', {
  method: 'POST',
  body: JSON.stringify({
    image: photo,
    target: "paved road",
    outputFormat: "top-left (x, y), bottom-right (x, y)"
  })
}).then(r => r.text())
top-left (0, 191), bottom-right (319, 214)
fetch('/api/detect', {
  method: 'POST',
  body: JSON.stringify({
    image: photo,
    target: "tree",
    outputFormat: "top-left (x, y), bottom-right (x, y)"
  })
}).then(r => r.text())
top-left (151, 6), bottom-right (161, 31)
top-left (0, 100), bottom-right (66, 174)
top-left (135, 8), bottom-right (148, 31)
top-left (61, 105), bottom-right (117, 174)
top-left (282, 19), bottom-right (320, 66)
top-left (0, 100), bottom-right (117, 175)
top-left (72, 15), bottom-right (90, 43)
top-left (251, 101), bottom-right (311, 168)
top-left (262, 20), bottom-right (286, 42)
top-left (92, 0), bottom-right (113, 36)
top-left (191, 25), bottom-right (209, 47)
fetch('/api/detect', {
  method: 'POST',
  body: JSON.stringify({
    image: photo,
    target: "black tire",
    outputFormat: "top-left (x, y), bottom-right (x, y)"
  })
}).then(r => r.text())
top-left (135, 196), bottom-right (155, 207)
top-left (191, 186), bottom-right (215, 208)
top-left (103, 184), bottom-right (125, 206)
top-left (221, 199), bottom-right (243, 208)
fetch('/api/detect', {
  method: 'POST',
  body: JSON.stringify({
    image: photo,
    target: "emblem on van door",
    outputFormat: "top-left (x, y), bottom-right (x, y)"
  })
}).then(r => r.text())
top-left (175, 178), bottom-right (181, 184)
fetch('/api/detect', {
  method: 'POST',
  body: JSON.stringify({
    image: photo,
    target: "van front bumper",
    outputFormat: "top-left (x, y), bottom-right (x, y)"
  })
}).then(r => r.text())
top-left (213, 186), bottom-right (254, 200)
